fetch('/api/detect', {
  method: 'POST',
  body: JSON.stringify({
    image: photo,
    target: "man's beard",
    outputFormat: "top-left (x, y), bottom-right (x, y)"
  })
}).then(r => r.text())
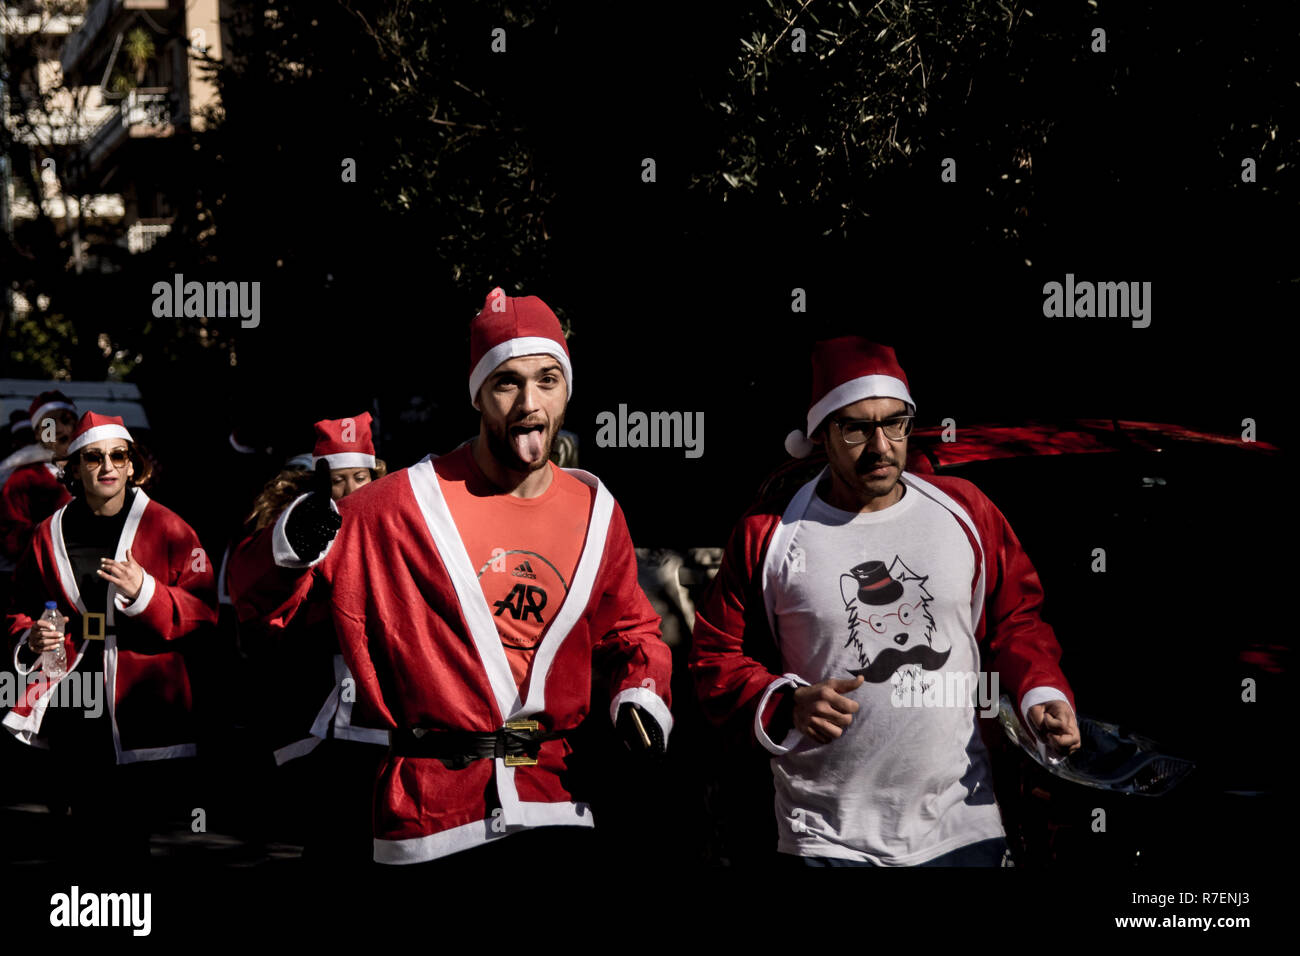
top-left (484, 408), bottom-right (565, 474)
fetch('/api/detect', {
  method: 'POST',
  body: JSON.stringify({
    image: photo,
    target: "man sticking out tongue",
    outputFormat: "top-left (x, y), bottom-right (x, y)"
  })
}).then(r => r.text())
top-left (230, 287), bottom-right (672, 870)
top-left (471, 287), bottom-right (570, 481)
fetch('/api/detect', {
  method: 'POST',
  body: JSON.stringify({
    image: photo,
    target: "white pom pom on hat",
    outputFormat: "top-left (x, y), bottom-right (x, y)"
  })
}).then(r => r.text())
top-left (785, 429), bottom-right (817, 458)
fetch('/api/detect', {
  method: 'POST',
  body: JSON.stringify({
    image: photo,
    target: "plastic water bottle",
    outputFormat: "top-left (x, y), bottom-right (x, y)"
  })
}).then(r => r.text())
top-left (39, 601), bottom-right (67, 679)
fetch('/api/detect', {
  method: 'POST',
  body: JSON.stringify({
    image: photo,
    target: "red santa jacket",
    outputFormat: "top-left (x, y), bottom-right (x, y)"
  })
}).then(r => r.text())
top-left (230, 455), bottom-right (673, 864)
top-left (228, 542), bottom-right (388, 765)
top-left (0, 460), bottom-right (71, 565)
top-left (690, 469), bottom-right (1075, 751)
top-left (3, 489), bottom-right (217, 762)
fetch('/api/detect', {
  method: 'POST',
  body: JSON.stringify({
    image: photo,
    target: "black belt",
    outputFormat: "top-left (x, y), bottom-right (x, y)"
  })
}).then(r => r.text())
top-left (389, 720), bottom-right (568, 769)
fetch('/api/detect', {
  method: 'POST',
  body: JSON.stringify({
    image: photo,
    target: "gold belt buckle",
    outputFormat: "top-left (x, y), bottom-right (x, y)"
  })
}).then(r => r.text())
top-left (82, 612), bottom-right (106, 641)
top-left (502, 719), bottom-right (540, 766)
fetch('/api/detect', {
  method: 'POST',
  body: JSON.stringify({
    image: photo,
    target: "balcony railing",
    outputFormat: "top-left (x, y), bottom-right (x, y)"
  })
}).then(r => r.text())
top-left (126, 217), bottom-right (172, 253)
top-left (81, 87), bottom-right (178, 169)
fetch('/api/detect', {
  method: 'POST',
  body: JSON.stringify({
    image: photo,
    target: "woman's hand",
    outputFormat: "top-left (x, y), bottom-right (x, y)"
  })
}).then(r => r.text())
top-left (99, 547), bottom-right (145, 602)
top-left (27, 616), bottom-right (65, 654)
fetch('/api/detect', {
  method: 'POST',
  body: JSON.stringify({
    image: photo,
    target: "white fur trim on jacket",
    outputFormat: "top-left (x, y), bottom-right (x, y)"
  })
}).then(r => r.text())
top-left (609, 685), bottom-right (674, 747)
top-left (270, 493), bottom-right (340, 569)
top-left (114, 571), bottom-right (156, 616)
top-left (754, 673), bottom-right (811, 755)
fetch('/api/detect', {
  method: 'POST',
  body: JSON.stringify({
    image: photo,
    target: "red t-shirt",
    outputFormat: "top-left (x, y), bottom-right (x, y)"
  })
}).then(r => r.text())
top-left (436, 444), bottom-right (595, 695)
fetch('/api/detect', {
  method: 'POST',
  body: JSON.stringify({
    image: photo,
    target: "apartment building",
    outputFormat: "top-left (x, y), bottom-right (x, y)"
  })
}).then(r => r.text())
top-left (2, 0), bottom-right (226, 281)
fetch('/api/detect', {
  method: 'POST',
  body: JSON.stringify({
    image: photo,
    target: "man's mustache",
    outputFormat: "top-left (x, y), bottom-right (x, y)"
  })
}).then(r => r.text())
top-left (848, 644), bottom-right (951, 682)
top-left (857, 456), bottom-right (897, 471)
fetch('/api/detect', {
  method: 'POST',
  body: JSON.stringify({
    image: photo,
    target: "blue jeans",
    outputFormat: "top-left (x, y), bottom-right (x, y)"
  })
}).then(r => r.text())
top-left (781, 837), bottom-right (1010, 867)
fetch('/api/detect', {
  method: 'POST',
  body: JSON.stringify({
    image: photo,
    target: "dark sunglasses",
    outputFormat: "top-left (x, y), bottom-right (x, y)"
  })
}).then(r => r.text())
top-left (81, 448), bottom-right (130, 467)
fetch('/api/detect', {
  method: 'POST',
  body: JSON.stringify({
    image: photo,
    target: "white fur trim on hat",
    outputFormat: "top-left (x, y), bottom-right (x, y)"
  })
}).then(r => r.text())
top-left (468, 336), bottom-right (573, 408)
top-left (67, 423), bottom-right (133, 455)
top-left (806, 374), bottom-right (915, 438)
top-left (785, 429), bottom-right (817, 458)
top-left (30, 402), bottom-right (75, 431)
top-left (312, 452), bottom-right (376, 470)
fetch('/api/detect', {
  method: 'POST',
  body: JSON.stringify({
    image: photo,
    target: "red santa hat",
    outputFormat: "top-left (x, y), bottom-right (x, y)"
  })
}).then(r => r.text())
top-left (67, 411), bottom-right (133, 455)
top-left (468, 287), bottom-right (572, 408)
top-left (28, 389), bottom-right (77, 431)
top-left (311, 412), bottom-right (377, 469)
top-left (785, 336), bottom-right (916, 458)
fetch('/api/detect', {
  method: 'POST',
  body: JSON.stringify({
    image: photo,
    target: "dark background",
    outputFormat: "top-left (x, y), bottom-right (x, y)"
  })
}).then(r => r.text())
top-left (7, 1), bottom-right (1290, 552)
top-left (0, 1), bottom-right (1292, 926)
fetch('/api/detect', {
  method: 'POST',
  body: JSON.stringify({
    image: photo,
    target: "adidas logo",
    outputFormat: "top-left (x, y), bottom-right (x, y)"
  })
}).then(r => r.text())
top-left (512, 561), bottom-right (537, 579)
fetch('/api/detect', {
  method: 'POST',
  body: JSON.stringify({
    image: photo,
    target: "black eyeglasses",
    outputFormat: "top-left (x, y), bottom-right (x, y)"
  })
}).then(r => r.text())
top-left (81, 448), bottom-right (130, 467)
top-left (831, 415), bottom-right (914, 444)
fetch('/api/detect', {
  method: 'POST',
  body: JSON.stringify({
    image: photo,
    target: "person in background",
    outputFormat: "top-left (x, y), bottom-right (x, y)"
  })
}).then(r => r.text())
top-left (4, 412), bottom-right (217, 861)
top-left (0, 408), bottom-right (49, 608)
top-left (231, 412), bottom-right (390, 860)
top-left (5, 409), bottom-right (34, 455)
top-left (0, 391), bottom-right (78, 569)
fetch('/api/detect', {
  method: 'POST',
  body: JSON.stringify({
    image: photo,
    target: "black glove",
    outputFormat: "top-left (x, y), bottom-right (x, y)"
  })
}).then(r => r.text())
top-left (617, 702), bottom-right (665, 757)
top-left (284, 460), bottom-right (343, 563)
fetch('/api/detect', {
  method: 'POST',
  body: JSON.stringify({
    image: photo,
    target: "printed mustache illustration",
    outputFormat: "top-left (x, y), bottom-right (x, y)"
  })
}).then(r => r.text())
top-left (848, 644), bottom-right (952, 683)
top-left (840, 560), bottom-right (947, 681)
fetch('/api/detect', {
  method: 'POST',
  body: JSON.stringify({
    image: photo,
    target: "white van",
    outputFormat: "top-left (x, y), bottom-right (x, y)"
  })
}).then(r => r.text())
top-left (0, 378), bottom-right (151, 481)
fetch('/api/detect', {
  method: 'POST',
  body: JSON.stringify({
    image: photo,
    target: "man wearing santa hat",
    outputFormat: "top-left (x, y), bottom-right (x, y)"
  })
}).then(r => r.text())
top-left (231, 289), bottom-right (672, 868)
top-left (690, 336), bottom-right (1080, 866)
top-left (0, 390), bottom-right (78, 567)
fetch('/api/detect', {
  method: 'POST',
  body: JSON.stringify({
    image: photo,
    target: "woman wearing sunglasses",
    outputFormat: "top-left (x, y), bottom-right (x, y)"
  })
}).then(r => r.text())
top-left (4, 411), bottom-right (217, 861)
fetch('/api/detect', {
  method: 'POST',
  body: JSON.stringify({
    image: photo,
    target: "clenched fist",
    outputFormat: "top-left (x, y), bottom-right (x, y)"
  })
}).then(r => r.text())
top-left (793, 675), bottom-right (864, 745)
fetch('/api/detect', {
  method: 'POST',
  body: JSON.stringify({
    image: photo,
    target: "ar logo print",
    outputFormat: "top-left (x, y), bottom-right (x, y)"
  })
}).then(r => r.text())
top-left (494, 583), bottom-right (548, 623)
top-left (479, 549), bottom-right (569, 647)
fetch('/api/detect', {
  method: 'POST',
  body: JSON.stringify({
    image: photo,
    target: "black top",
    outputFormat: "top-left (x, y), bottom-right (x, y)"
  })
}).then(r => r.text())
top-left (38, 490), bottom-right (135, 756)
top-left (61, 489), bottom-right (134, 616)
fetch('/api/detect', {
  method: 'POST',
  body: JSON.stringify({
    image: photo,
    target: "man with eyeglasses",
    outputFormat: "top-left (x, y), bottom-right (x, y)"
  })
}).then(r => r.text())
top-left (690, 336), bottom-right (1079, 866)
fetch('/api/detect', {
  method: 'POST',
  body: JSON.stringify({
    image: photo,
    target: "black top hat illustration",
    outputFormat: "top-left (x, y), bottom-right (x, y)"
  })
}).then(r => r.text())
top-left (843, 561), bottom-right (904, 605)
